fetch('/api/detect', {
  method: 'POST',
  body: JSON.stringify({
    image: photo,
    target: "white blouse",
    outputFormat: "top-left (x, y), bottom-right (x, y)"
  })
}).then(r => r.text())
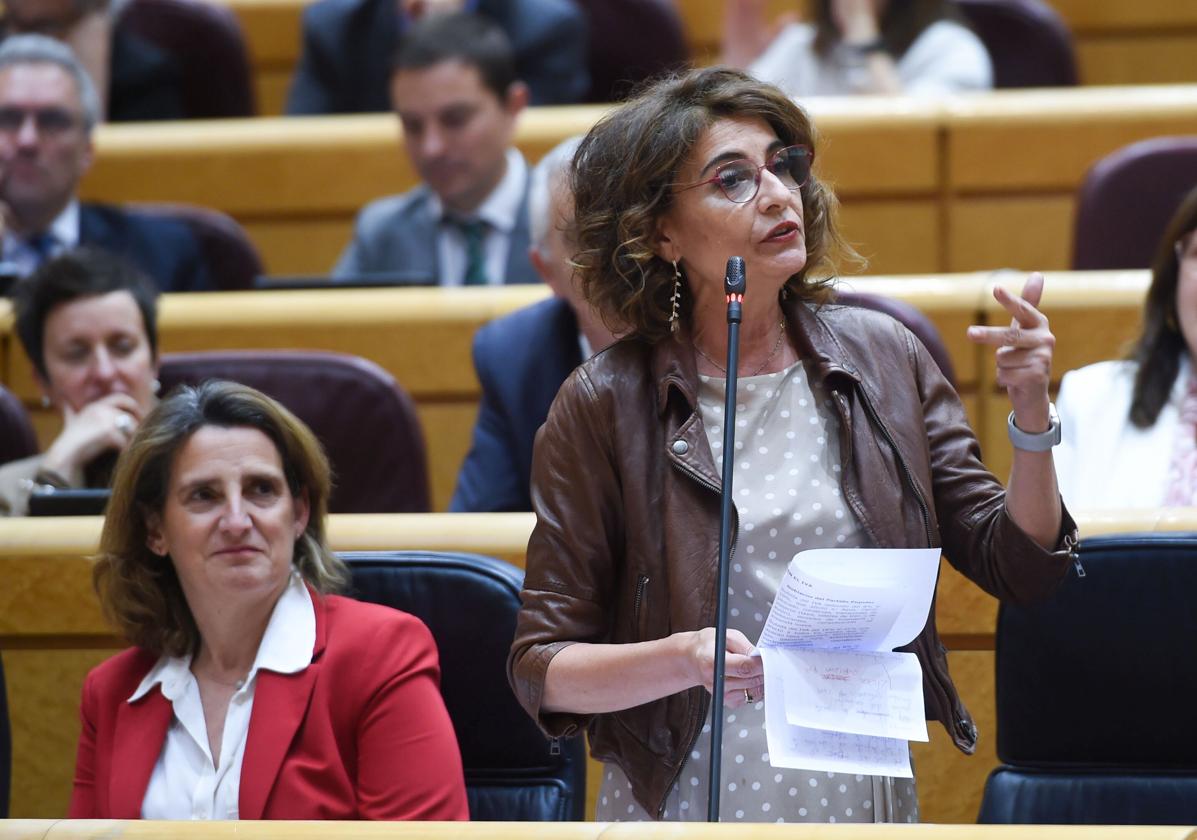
top-left (748, 20), bottom-right (992, 98)
top-left (129, 573), bottom-right (315, 820)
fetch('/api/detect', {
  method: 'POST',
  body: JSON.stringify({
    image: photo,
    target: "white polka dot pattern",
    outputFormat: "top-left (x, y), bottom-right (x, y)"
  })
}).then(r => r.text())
top-left (594, 361), bottom-right (919, 824)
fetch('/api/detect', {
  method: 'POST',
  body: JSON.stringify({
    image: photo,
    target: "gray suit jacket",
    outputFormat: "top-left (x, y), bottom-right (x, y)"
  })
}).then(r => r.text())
top-left (333, 162), bottom-right (538, 285)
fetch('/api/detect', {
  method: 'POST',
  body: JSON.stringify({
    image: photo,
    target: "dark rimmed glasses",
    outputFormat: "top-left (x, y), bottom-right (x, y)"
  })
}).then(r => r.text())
top-left (0, 106), bottom-right (80, 136)
top-left (673, 144), bottom-right (814, 204)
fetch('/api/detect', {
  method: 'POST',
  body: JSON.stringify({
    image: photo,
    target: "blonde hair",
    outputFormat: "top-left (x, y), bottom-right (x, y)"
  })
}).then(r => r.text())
top-left (94, 380), bottom-right (348, 657)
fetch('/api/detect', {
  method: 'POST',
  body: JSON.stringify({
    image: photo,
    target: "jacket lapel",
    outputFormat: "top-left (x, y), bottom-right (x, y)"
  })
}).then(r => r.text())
top-left (109, 689), bottom-right (172, 818)
top-left (238, 593), bottom-right (327, 820)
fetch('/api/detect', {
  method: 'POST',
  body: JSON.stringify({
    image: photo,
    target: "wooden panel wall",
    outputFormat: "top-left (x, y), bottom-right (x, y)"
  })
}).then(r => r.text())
top-left (3, 510), bottom-right (1190, 823)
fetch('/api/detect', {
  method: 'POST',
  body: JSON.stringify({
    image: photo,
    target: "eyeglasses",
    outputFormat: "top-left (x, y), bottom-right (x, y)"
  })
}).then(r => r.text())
top-left (673, 144), bottom-right (814, 204)
top-left (0, 107), bottom-right (81, 136)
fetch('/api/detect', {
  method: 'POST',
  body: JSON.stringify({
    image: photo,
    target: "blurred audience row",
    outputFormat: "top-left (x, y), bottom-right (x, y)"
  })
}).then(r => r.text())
top-left (0, 0), bottom-right (1088, 124)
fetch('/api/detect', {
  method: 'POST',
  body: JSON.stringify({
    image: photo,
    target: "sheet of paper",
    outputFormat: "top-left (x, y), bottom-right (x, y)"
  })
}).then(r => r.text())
top-left (784, 548), bottom-right (942, 651)
top-left (758, 567), bottom-right (901, 652)
top-left (761, 648), bottom-right (913, 777)
top-left (772, 648), bottom-right (929, 741)
top-left (754, 548), bottom-right (940, 775)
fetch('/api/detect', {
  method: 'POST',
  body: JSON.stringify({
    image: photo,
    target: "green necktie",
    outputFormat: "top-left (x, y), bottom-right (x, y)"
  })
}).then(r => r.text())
top-left (456, 219), bottom-right (489, 286)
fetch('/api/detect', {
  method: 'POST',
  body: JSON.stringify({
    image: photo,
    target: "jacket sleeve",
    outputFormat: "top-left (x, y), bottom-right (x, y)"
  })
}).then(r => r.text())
top-left (906, 324), bottom-right (1076, 604)
top-left (513, 0), bottom-right (590, 104)
top-left (449, 329), bottom-right (528, 512)
top-left (355, 612), bottom-right (469, 820)
top-left (285, 4), bottom-right (338, 115)
top-left (507, 365), bottom-right (623, 738)
top-left (67, 670), bottom-right (99, 818)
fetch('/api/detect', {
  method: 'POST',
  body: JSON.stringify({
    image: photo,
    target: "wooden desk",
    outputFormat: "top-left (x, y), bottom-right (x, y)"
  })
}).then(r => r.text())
top-left (77, 98), bottom-right (942, 278)
top-left (943, 85), bottom-right (1197, 273)
top-left (3, 510), bottom-right (1190, 822)
top-left (1, 821), bottom-right (1194, 839)
top-left (0, 272), bottom-right (1152, 511)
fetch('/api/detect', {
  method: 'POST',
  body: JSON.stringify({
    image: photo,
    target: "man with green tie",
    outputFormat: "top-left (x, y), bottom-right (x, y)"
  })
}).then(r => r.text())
top-left (334, 12), bottom-right (538, 287)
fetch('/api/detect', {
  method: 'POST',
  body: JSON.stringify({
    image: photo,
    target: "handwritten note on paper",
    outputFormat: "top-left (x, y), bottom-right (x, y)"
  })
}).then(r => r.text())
top-left (757, 548), bottom-right (941, 776)
top-left (761, 648), bottom-right (913, 777)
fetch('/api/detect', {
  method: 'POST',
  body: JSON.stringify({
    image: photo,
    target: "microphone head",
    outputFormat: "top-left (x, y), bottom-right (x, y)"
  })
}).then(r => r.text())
top-left (724, 256), bottom-right (746, 296)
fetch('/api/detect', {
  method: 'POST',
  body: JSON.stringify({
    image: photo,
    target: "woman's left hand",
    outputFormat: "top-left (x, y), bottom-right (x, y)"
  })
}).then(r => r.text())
top-left (966, 272), bottom-right (1055, 432)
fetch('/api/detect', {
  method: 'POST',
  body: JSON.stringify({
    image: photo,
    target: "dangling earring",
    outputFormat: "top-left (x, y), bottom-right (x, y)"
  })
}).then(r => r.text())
top-left (151, 378), bottom-right (161, 395)
top-left (669, 260), bottom-right (682, 334)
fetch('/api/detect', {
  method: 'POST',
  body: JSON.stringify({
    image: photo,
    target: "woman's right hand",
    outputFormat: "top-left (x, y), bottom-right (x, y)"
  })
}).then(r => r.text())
top-left (684, 627), bottom-right (765, 708)
top-left (41, 392), bottom-right (144, 485)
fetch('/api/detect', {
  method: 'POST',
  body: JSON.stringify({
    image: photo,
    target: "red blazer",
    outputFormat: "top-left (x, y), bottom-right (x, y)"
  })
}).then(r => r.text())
top-left (68, 593), bottom-right (469, 820)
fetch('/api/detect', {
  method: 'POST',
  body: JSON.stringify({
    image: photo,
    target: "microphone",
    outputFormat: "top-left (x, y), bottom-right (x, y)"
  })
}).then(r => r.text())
top-left (708, 256), bottom-right (745, 822)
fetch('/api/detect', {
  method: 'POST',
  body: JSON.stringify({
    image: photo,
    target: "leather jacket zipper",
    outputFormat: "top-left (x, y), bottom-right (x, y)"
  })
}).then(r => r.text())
top-left (634, 573), bottom-right (650, 632)
top-left (841, 386), bottom-right (975, 745)
top-left (854, 387), bottom-right (934, 547)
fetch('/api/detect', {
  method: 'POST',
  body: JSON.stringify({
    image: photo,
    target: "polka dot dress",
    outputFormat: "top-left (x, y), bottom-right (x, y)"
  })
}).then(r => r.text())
top-left (595, 361), bottom-right (919, 823)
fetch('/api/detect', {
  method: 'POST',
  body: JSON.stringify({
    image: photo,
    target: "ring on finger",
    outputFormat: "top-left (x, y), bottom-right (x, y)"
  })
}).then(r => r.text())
top-left (115, 415), bottom-right (135, 434)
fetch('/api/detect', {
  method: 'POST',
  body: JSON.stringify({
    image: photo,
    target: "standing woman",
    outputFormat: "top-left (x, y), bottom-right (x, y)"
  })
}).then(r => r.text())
top-left (508, 67), bottom-right (1074, 823)
top-left (722, 0), bottom-right (992, 97)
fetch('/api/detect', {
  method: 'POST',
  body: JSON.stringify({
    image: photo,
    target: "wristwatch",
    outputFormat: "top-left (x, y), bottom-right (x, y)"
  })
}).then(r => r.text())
top-left (848, 38), bottom-right (888, 55)
top-left (1007, 403), bottom-right (1061, 451)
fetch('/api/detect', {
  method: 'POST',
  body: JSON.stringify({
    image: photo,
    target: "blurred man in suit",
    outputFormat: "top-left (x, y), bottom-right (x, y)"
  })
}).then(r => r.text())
top-left (450, 137), bottom-right (616, 511)
top-left (0, 35), bottom-right (207, 290)
top-left (286, 0), bottom-right (587, 114)
top-left (334, 13), bottom-right (538, 286)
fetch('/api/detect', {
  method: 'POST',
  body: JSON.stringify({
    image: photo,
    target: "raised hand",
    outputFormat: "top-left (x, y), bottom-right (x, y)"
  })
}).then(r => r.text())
top-left (967, 272), bottom-right (1055, 433)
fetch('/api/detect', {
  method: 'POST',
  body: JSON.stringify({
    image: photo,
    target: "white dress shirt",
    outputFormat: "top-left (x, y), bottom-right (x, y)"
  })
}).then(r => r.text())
top-left (130, 573), bottom-right (315, 820)
top-left (430, 148), bottom-right (527, 286)
top-left (0, 200), bottom-right (81, 277)
top-left (749, 20), bottom-right (992, 98)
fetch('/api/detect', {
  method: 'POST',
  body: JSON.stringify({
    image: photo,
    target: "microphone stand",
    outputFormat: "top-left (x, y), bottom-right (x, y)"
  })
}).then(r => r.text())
top-left (707, 256), bottom-right (746, 822)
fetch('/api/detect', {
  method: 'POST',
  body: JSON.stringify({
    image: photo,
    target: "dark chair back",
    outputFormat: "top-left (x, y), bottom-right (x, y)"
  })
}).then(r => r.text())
top-left (956, 0), bottom-right (1078, 88)
top-left (158, 350), bottom-right (429, 513)
top-left (118, 0), bottom-right (255, 118)
top-left (130, 203), bottom-right (263, 290)
top-left (835, 290), bottom-right (958, 388)
top-left (1072, 136), bottom-right (1197, 270)
top-left (0, 384), bottom-right (38, 467)
top-left (343, 551), bottom-right (586, 821)
top-left (978, 532), bottom-right (1197, 824)
top-left (574, 0), bottom-right (689, 102)
top-left (0, 655), bottom-right (9, 818)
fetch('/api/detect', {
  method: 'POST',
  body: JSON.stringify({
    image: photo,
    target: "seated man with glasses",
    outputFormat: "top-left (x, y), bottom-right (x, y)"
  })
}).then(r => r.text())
top-left (0, 35), bottom-right (208, 290)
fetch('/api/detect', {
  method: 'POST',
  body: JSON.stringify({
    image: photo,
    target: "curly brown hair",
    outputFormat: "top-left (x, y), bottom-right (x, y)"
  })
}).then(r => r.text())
top-left (570, 66), bottom-right (853, 342)
top-left (93, 380), bottom-right (349, 658)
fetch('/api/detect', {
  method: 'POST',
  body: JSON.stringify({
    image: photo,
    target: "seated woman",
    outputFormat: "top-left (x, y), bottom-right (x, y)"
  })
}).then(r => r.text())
top-left (0, 249), bottom-right (159, 516)
top-left (723, 0), bottom-right (992, 97)
top-left (69, 380), bottom-right (469, 820)
top-left (1055, 185), bottom-right (1197, 508)
top-left (508, 67), bottom-right (1074, 823)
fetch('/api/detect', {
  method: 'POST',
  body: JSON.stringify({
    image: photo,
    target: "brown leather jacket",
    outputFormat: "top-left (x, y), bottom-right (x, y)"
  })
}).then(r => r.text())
top-left (508, 297), bottom-right (1077, 818)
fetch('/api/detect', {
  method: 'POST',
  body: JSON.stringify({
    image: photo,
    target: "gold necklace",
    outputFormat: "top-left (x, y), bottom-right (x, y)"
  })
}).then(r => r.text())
top-left (693, 320), bottom-right (787, 377)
